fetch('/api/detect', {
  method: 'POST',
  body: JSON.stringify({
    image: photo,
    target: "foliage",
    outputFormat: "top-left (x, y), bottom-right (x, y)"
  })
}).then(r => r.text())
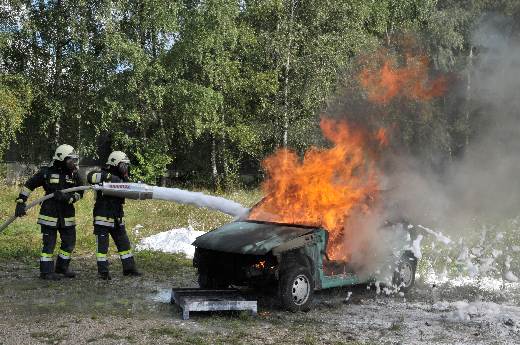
top-left (131, 145), bottom-right (173, 184)
top-left (0, 74), bottom-right (31, 158)
top-left (1, 0), bottom-right (519, 186)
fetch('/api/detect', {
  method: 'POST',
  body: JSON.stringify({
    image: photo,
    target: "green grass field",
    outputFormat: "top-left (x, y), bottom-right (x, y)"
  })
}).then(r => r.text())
top-left (0, 184), bottom-right (261, 265)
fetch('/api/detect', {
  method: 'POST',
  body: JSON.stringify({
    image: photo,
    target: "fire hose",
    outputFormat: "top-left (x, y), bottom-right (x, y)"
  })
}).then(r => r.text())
top-left (0, 183), bottom-right (248, 234)
top-left (0, 185), bottom-right (93, 234)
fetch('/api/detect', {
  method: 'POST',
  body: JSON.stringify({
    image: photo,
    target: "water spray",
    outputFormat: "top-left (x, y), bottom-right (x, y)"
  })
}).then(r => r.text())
top-left (98, 183), bottom-right (248, 217)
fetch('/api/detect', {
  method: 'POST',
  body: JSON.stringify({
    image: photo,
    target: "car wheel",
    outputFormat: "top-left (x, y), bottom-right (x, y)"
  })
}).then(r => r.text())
top-left (392, 253), bottom-right (417, 292)
top-left (279, 265), bottom-right (314, 312)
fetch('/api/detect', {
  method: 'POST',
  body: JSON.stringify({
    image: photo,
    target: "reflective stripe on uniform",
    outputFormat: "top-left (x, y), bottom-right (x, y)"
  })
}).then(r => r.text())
top-left (95, 216), bottom-right (114, 222)
top-left (39, 215), bottom-right (58, 221)
top-left (49, 178), bottom-right (59, 184)
top-left (40, 252), bottom-right (53, 261)
top-left (119, 250), bottom-right (133, 259)
top-left (64, 217), bottom-right (76, 227)
top-left (58, 249), bottom-right (71, 260)
top-left (94, 221), bottom-right (115, 227)
top-left (38, 220), bottom-right (57, 227)
top-left (20, 186), bottom-right (32, 197)
top-left (94, 216), bottom-right (115, 227)
top-left (96, 252), bottom-right (107, 262)
top-left (37, 215), bottom-right (58, 227)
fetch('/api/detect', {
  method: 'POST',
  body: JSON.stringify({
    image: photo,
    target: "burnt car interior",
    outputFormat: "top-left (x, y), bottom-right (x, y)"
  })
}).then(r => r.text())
top-left (320, 230), bottom-right (358, 276)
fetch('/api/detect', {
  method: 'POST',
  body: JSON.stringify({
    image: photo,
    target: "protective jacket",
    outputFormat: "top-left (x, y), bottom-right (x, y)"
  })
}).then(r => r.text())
top-left (87, 167), bottom-right (129, 227)
top-left (17, 162), bottom-right (83, 228)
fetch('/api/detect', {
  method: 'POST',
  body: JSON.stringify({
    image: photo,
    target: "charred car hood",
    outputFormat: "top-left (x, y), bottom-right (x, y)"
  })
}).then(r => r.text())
top-left (192, 221), bottom-right (316, 255)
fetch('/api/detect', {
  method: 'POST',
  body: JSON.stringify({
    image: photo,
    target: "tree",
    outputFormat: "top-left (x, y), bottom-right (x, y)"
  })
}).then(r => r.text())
top-left (0, 74), bottom-right (31, 158)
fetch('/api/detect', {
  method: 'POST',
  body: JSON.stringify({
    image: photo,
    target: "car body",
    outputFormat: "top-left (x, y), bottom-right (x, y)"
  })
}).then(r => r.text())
top-left (193, 220), bottom-right (417, 311)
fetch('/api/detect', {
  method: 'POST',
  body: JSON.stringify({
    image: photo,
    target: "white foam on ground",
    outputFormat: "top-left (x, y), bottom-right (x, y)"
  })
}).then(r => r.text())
top-left (424, 269), bottom-right (520, 292)
top-left (504, 271), bottom-right (519, 282)
top-left (135, 226), bottom-right (205, 258)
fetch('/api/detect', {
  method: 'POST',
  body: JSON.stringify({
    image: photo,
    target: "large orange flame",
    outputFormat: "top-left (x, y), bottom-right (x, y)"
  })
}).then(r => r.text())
top-left (248, 117), bottom-right (381, 260)
top-left (359, 54), bottom-right (447, 104)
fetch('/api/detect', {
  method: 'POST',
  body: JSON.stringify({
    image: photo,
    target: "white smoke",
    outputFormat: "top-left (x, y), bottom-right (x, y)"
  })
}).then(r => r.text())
top-left (338, 13), bottom-right (520, 286)
top-left (385, 13), bottom-right (520, 232)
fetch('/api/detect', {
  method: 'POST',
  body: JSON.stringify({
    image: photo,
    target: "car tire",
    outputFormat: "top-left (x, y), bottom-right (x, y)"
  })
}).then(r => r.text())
top-left (392, 252), bottom-right (417, 292)
top-left (279, 265), bottom-right (314, 312)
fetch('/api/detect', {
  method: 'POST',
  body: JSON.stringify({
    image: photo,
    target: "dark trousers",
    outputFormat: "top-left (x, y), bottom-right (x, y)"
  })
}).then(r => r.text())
top-left (40, 225), bottom-right (76, 274)
top-left (94, 224), bottom-right (136, 273)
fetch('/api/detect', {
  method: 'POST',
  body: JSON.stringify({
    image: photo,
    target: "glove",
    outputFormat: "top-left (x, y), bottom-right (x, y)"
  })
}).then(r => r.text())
top-left (15, 201), bottom-right (27, 217)
top-left (53, 190), bottom-right (71, 202)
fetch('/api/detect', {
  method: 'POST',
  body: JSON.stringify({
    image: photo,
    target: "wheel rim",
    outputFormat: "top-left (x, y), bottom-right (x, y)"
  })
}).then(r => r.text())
top-left (399, 261), bottom-right (414, 287)
top-left (291, 274), bottom-right (310, 305)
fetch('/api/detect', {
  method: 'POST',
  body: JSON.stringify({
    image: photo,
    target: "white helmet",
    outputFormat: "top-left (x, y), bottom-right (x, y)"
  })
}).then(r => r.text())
top-left (106, 151), bottom-right (130, 166)
top-left (53, 144), bottom-right (79, 162)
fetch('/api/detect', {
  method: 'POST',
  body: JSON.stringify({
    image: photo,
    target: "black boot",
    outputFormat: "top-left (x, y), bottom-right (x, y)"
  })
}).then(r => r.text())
top-left (99, 271), bottom-right (112, 280)
top-left (122, 256), bottom-right (142, 277)
top-left (40, 272), bottom-right (62, 281)
top-left (55, 256), bottom-right (76, 278)
top-left (56, 268), bottom-right (76, 278)
top-left (123, 269), bottom-right (142, 277)
top-left (97, 257), bottom-right (111, 280)
top-left (40, 259), bottom-right (61, 280)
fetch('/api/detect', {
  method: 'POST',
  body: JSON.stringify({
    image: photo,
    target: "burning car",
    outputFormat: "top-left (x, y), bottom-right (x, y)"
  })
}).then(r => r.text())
top-left (193, 219), bottom-right (417, 311)
top-left (193, 118), bottom-right (420, 311)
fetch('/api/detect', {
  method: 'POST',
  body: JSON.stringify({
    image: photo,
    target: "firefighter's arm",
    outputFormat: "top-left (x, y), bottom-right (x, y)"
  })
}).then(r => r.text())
top-left (67, 172), bottom-right (85, 204)
top-left (15, 170), bottom-right (44, 217)
top-left (87, 170), bottom-right (105, 185)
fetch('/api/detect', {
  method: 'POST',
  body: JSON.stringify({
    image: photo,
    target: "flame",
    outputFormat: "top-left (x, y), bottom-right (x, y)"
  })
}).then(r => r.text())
top-left (359, 54), bottom-right (447, 104)
top-left (248, 117), bottom-right (381, 260)
top-left (376, 128), bottom-right (389, 147)
top-left (254, 260), bottom-right (266, 270)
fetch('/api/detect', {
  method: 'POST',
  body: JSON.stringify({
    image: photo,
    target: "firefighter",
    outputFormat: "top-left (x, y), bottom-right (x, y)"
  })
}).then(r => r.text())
top-left (87, 151), bottom-right (141, 280)
top-left (14, 144), bottom-right (83, 280)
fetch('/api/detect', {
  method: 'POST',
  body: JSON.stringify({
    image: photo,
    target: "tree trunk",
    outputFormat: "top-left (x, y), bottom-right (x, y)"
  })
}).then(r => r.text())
top-left (282, 0), bottom-right (296, 148)
top-left (211, 135), bottom-right (219, 191)
top-left (221, 113), bottom-right (229, 189)
top-left (464, 46), bottom-right (473, 147)
top-left (53, 0), bottom-right (64, 146)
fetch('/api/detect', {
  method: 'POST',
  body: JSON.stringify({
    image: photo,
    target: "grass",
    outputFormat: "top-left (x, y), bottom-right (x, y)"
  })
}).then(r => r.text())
top-left (149, 327), bottom-right (209, 345)
top-left (0, 184), bottom-right (261, 262)
top-left (2, 181), bottom-right (519, 281)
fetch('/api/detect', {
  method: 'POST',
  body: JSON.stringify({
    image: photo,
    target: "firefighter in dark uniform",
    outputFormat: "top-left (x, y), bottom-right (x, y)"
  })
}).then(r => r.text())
top-left (87, 151), bottom-right (141, 280)
top-left (14, 144), bottom-right (83, 280)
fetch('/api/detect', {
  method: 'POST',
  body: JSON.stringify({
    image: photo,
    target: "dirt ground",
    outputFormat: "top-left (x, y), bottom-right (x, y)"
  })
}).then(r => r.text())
top-left (1, 258), bottom-right (519, 345)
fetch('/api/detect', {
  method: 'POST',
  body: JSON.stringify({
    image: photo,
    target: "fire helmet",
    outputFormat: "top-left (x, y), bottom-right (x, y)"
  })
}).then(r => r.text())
top-left (106, 151), bottom-right (130, 167)
top-left (53, 144), bottom-right (79, 162)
